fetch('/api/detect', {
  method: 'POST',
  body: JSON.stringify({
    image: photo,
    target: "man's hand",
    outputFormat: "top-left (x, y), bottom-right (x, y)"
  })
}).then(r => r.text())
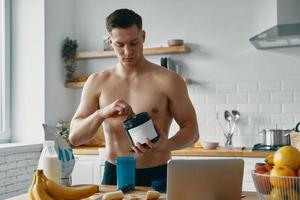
top-left (131, 124), bottom-right (168, 157)
top-left (99, 99), bottom-right (135, 119)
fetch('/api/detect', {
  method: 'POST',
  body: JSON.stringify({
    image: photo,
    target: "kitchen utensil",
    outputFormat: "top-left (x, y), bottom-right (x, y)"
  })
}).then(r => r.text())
top-left (201, 141), bottom-right (219, 149)
top-left (231, 110), bottom-right (240, 133)
top-left (293, 122), bottom-right (300, 132)
top-left (224, 110), bottom-right (233, 133)
top-left (259, 129), bottom-right (291, 146)
top-left (167, 39), bottom-right (184, 46)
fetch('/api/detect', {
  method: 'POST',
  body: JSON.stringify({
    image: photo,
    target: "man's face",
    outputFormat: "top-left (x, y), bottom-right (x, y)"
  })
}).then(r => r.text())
top-left (109, 25), bottom-right (145, 67)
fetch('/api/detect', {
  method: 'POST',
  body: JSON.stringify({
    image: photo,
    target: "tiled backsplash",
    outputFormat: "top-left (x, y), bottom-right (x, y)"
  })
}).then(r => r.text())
top-left (0, 143), bottom-right (42, 199)
top-left (170, 79), bottom-right (300, 148)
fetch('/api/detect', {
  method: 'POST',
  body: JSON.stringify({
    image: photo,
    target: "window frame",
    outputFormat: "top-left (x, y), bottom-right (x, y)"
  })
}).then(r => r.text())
top-left (0, 0), bottom-right (11, 143)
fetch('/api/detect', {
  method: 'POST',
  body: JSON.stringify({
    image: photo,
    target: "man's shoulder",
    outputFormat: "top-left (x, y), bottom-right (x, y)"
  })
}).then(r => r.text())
top-left (88, 69), bottom-right (113, 83)
top-left (150, 63), bottom-right (183, 83)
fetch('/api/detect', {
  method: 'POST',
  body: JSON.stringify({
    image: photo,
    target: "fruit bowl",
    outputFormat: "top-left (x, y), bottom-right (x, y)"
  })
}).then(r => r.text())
top-left (251, 171), bottom-right (300, 200)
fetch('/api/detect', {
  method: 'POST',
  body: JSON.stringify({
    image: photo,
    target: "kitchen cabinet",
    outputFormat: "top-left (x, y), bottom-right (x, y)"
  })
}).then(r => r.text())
top-left (71, 155), bottom-right (102, 185)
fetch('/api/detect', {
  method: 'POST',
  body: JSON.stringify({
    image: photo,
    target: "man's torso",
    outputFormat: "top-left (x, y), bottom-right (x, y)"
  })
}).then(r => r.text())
top-left (97, 65), bottom-right (173, 168)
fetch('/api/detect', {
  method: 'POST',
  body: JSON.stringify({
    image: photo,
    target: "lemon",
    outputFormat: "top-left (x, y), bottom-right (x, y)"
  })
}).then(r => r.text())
top-left (273, 146), bottom-right (300, 171)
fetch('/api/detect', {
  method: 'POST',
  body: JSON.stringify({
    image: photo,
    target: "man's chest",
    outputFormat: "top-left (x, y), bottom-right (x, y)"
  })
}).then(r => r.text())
top-left (99, 83), bottom-right (168, 116)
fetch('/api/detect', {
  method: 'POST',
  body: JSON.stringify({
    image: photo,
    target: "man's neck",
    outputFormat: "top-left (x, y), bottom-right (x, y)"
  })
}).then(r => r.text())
top-left (116, 57), bottom-right (148, 79)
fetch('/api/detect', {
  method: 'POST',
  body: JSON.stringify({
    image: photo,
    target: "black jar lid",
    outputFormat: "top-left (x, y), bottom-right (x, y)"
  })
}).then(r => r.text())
top-left (123, 112), bottom-right (151, 130)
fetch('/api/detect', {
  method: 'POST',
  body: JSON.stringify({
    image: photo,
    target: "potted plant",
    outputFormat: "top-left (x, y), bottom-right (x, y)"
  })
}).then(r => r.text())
top-left (62, 37), bottom-right (78, 82)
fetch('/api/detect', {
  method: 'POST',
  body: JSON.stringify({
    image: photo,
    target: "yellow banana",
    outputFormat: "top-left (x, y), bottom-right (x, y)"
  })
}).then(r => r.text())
top-left (40, 171), bottom-right (99, 200)
top-left (265, 154), bottom-right (274, 165)
top-left (32, 170), bottom-right (55, 200)
top-left (28, 170), bottom-right (37, 200)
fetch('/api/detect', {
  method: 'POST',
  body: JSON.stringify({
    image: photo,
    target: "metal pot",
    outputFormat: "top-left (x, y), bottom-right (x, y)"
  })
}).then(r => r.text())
top-left (260, 129), bottom-right (291, 146)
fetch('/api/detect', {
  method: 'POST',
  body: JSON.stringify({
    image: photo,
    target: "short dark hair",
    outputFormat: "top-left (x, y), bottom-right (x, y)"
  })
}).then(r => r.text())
top-left (106, 9), bottom-right (142, 32)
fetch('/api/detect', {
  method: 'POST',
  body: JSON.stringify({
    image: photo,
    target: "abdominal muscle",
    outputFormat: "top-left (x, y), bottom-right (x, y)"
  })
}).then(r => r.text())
top-left (102, 116), bottom-right (172, 168)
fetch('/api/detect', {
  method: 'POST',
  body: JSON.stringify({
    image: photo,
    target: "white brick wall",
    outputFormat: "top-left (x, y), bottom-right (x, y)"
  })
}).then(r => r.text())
top-left (0, 143), bottom-right (42, 199)
top-left (172, 79), bottom-right (300, 148)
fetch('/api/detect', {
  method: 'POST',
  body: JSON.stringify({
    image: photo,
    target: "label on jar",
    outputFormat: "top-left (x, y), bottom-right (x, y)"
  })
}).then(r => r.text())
top-left (128, 119), bottom-right (158, 145)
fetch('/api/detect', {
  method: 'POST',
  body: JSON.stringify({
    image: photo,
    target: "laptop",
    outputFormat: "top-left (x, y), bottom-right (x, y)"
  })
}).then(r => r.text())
top-left (167, 159), bottom-right (244, 200)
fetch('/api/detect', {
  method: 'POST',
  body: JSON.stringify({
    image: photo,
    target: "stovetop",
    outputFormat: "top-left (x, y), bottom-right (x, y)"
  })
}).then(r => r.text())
top-left (252, 143), bottom-right (283, 151)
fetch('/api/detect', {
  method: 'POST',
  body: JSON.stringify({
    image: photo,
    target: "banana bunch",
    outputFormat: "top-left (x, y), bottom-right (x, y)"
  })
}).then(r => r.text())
top-left (28, 170), bottom-right (99, 200)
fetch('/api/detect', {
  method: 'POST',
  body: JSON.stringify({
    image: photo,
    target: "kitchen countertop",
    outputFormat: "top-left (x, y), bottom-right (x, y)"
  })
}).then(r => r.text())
top-left (72, 146), bottom-right (273, 158)
top-left (7, 185), bottom-right (258, 200)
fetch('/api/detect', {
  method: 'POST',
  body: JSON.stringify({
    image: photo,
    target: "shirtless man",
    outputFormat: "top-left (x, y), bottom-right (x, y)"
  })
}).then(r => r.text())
top-left (69, 8), bottom-right (199, 187)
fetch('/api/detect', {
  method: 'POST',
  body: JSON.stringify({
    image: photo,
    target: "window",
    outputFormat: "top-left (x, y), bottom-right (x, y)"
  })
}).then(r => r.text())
top-left (0, 0), bottom-right (11, 143)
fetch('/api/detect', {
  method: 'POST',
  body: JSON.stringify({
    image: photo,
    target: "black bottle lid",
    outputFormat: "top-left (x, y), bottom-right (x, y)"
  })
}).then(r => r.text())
top-left (123, 112), bottom-right (151, 130)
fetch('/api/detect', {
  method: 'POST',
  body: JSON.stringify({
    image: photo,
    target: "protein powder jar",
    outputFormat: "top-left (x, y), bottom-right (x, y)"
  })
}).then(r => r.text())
top-left (123, 112), bottom-right (159, 147)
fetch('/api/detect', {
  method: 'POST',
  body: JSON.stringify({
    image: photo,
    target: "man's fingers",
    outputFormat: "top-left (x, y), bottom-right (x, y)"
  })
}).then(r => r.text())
top-left (131, 146), bottom-right (144, 156)
top-left (136, 143), bottom-right (147, 153)
top-left (145, 138), bottom-right (155, 149)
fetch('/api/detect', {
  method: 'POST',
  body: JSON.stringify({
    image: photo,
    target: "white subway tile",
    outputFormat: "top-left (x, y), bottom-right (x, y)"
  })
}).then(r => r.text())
top-left (283, 103), bottom-right (300, 113)
top-left (6, 168), bottom-right (20, 178)
top-left (206, 94), bottom-right (226, 104)
top-left (25, 158), bottom-right (39, 166)
top-left (0, 186), bottom-right (5, 194)
top-left (0, 156), bottom-right (4, 164)
top-left (227, 93), bottom-right (248, 104)
top-left (238, 104), bottom-right (259, 113)
top-left (271, 92), bottom-right (293, 102)
top-left (282, 80), bottom-right (300, 91)
top-left (197, 104), bottom-right (216, 114)
top-left (17, 174), bottom-right (31, 182)
top-left (249, 115), bottom-right (271, 125)
top-left (216, 82), bottom-right (236, 93)
top-left (194, 83), bottom-right (216, 94)
top-left (6, 181), bottom-right (29, 193)
top-left (295, 114), bottom-right (300, 123)
top-left (259, 81), bottom-right (281, 91)
top-left (259, 103), bottom-right (281, 113)
top-left (294, 91), bottom-right (300, 102)
top-left (189, 94), bottom-right (206, 104)
top-left (197, 115), bottom-right (206, 125)
top-left (249, 136), bottom-right (263, 146)
top-left (238, 126), bottom-right (259, 136)
top-left (2, 176), bottom-right (17, 185)
top-left (206, 114), bottom-right (219, 125)
top-left (248, 93), bottom-right (270, 103)
top-left (237, 82), bottom-right (258, 92)
top-left (6, 153), bottom-right (26, 162)
top-left (25, 152), bottom-right (41, 159)
top-left (233, 136), bottom-right (250, 147)
top-left (0, 171), bottom-right (5, 179)
top-left (237, 116), bottom-right (249, 126)
top-left (271, 114), bottom-right (295, 125)
top-left (199, 126), bottom-right (216, 136)
top-left (3, 162), bottom-right (16, 171)
top-left (26, 166), bottom-right (37, 174)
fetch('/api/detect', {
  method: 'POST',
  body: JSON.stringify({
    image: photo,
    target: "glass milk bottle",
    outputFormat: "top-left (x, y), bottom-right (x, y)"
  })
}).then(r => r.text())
top-left (38, 140), bottom-right (61, 183)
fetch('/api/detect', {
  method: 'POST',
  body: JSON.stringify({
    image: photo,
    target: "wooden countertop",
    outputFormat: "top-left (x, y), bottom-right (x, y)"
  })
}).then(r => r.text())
top-left (7, 185), bottom-right (258, 200)
top-left (72, 146), bottom-right (273, 158)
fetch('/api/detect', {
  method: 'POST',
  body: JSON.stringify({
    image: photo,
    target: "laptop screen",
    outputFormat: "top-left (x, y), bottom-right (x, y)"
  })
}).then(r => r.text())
top-left (167, 159), bottom-right (244, 200)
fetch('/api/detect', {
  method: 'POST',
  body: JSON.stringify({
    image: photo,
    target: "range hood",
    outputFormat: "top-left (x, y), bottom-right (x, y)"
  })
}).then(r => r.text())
top-left (250, 0), bottom-right (300, 49)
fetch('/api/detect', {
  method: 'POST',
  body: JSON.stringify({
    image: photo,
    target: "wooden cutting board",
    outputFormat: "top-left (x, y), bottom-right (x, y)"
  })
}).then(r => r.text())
top-left (86, 185), bottom-right (166, 200)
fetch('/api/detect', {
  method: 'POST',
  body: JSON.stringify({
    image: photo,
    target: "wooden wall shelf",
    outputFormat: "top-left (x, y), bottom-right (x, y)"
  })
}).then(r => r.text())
top-left (65, 77), bottom-right (192, 89)
top-left (75, 45), bottom-right (190, 60)
top-left (64, 82), bottom-right (85, 88)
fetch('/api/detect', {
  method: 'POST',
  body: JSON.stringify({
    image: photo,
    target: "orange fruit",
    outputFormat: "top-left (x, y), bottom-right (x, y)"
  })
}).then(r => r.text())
top-left (270, 166), bottom-right (296, 187)
top-left (273, 146), bottom-right (300, 171)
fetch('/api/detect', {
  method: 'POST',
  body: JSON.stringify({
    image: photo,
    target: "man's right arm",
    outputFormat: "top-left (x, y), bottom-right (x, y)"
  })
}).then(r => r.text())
top-left (69, 72), bottom-right (135, 146)
top-left (69, 73), bottom-right (104, 146)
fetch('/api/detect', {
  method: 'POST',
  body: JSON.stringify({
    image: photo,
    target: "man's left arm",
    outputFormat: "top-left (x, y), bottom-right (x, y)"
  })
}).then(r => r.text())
top-left (162, 74), bottom-right (199, 151)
